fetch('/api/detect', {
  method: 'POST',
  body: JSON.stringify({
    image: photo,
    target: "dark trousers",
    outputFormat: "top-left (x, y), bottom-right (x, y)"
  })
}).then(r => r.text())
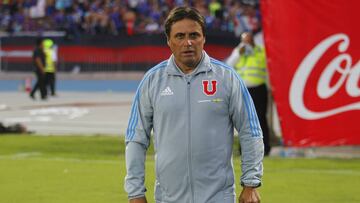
top-left (45, 72), bottom-right (56, 96)
top-left (248, 84), bottom-right (271, 156)
top-left (30, 71), bottom-right (47, 99)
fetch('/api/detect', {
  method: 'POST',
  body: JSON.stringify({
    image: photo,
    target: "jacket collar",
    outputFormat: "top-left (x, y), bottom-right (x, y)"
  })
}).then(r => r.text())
top-left (166, 51), bottom-right (212, 76)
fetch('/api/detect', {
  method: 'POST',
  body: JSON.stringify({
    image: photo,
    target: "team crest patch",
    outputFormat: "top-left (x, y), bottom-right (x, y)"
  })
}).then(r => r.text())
top-left (202, 80), bottom-right (217, 96)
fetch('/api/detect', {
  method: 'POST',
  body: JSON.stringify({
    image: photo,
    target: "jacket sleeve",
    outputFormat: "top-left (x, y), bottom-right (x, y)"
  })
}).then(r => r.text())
top-left (228, 71), bottom-right (264, 187)
top-left (225, 46), bottom-right (240, 67)
top-left (124, 76), bottom-right (153, 199)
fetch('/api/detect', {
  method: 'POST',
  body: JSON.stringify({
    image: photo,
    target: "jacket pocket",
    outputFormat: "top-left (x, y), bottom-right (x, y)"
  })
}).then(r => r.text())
top-left (192, 147), bottom-right (227, 201)
top-left (223, 185), bottom-right (235, 202)
top-left (155, 150), bottom-right (187, 198)
top-left (154, 180), bottom-right (167, 203)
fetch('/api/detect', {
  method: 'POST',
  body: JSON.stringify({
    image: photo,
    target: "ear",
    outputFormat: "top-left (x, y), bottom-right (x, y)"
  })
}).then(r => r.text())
top-left (167, 37), bottom-right (170, 47)
top-left (167, 38), bottom-right (173, 53)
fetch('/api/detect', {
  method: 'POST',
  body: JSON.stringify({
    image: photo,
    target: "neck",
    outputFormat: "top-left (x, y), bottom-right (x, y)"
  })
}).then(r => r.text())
top-left (179, 65), bottom-right (196, 74)
top-left (174, 59), bottom-right (200, 74)
top-left (174, 54), bottom-right (203, 74)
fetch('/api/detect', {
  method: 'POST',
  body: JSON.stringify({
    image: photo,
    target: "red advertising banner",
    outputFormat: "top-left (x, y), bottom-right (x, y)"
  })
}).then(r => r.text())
top-left (261, 0), bottom-right (360, 146)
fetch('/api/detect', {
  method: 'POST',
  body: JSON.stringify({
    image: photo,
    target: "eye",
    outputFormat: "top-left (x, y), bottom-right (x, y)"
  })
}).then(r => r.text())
top-left (189, 32), bottom-right (200, 39)
top-left (175, 33), bottom-right (185, 40)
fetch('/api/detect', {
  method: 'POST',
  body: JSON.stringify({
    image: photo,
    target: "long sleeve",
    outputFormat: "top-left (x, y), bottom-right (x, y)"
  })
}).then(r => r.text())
top-left (225, 46), bottom-right (240, 67)
top-left (125, 142), bottom-right (147, 199)
top-left (124, 75), bottom-right (153, 199)
top-left (229, 72), bottom-right (264, 187)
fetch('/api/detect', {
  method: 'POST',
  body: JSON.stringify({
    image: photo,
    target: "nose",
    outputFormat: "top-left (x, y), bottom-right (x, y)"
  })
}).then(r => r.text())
top-left (187, 40), bottom-right (192, 46)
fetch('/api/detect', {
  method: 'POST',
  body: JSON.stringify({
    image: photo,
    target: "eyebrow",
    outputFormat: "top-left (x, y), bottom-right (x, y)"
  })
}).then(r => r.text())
top-left (174, 31), bottom-right (201, 36)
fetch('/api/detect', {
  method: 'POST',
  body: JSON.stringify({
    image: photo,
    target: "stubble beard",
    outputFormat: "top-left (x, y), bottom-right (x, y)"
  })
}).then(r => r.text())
top-left (183, 56), bottom-right (201, 70)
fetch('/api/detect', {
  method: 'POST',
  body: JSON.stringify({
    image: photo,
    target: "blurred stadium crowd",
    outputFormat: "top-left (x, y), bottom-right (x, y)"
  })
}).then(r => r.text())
top-left (0, 0), bottom-right (261, 37)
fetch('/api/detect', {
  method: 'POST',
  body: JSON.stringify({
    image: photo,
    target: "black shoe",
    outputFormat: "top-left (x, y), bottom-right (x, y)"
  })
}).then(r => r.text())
top-left (30, 94), bottom-right (35, 100)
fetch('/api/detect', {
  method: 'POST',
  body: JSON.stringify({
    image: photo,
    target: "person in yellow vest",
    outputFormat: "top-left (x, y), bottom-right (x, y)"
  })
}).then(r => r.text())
top-left (43, 39), bottom-right (57, 97)
top-left (226, 32), bottom-right (271, 156)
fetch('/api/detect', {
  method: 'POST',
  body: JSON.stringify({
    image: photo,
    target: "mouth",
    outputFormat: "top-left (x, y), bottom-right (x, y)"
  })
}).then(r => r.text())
top-left (182, 50), bottom-right (195, 56)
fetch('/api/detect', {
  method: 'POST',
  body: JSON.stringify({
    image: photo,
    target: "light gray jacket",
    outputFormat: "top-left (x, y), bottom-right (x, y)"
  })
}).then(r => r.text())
top-left (125, 52), bottom-right (264, 203)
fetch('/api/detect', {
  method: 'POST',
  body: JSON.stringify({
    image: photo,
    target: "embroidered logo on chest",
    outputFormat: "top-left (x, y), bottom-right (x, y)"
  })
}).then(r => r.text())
top-left (202, 80), bottom-right (217, 96)
top-left (160, 86), bottom-right (174, 96)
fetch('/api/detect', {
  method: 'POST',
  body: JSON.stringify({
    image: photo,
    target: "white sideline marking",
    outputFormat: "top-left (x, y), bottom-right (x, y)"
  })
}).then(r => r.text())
top-left (0, 152), bottom-right (42, 158)
top-left (266, 168), bottom-right (360, 175)
top-left (30, 107), bottom-right (89, 119)
top-left (0, 154), bottom-right (120, 165)
top-left (4, 116), bottom-right (52, 123)
top-left (0, 104), bottom-right (8, 110)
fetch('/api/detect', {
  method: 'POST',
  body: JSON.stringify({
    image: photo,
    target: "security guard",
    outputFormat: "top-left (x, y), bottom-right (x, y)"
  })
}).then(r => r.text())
top-left (43, 39), bottom-right (57, 96)
top-left (234, 32), bottom-right (271, 156)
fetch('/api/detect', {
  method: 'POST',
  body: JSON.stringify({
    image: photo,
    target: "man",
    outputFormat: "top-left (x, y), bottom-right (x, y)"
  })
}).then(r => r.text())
top-left (226, 32), bottom-right (271, 156)
top-left (43, 39), bottom-right (57, 97)
top-left (125, 7), bottom-right (264, 203)
top-left (29, 38), bottom-right (47, 100)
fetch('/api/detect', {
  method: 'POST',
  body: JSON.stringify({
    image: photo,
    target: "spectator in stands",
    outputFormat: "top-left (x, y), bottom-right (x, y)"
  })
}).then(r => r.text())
top-left (12, 7), bottom-right (26, 32)
top-left (123, 7), bottom-right (136, 36)
top-left (0, 11), bottom-right (11, 32)
top-left (54, 8), bottom-right (66, 30)
top-left (55, 0), bottom-right (73, 11)
top-left (0, 0), bottom-right (263, 37)
top-left (0, 10), bottom-right (12, 32)
top-left (0, 0), bottom-right (12, 12)
top-left (30, 38), bottom-right (47, 100)
top-left (231, 1), bottom-right (261, 37)
top-left (208, 0), bottom-right (221, 17)
top-left (63, 3), bottom-right (82, 41)
top-left (108, 4), bottom-right (125, 35)
top-left (29, 0), bottom-right (46, 18)
top-left (83, 0), bottom-right (110, 34)
top-left (226, 31), bottom-right (271, 156)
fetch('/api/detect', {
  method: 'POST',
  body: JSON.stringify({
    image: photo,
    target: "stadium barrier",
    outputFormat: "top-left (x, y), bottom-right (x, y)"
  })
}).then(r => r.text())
top-left (0, 32), bottom-right (239, 72)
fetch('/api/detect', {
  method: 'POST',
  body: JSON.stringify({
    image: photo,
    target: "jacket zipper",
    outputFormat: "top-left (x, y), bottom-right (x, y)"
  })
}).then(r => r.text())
top-left (186, 79), bottom-right (195, 203)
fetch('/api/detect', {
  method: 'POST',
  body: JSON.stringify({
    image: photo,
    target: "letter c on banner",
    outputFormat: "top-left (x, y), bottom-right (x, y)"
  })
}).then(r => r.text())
top-left (289, 33), bottom-right (360, 120)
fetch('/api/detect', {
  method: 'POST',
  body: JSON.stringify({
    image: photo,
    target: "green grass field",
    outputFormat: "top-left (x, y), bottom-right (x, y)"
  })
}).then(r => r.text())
top-left (0, 135), bottom-right (359, 203)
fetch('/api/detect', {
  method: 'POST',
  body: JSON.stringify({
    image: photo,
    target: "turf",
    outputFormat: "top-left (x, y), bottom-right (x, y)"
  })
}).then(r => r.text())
top-left (0, 135), bottom-right (359, 203)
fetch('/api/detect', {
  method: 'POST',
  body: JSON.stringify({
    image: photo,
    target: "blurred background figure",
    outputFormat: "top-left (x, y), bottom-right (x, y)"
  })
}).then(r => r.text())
top-left (43, 38), bottom-right (58, 97)
top-left (226, 31), bottom-right (271, 156)
top-left (0, 122), bottom-right (28, 134)
top-left (29, 38), bottom-right (47, 100)
top-left (0, 0), bottom-right (262, 36)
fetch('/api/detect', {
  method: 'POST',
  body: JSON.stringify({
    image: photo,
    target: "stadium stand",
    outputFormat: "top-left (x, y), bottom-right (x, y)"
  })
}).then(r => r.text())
top-left (0, 0), bottom-right (262, 37)
top-left (0, 0), bottom-right (262, 72)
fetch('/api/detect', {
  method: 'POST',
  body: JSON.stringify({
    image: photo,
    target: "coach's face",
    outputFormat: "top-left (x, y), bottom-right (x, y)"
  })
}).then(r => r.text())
top-left (167, 18), bottom-right (205, 73)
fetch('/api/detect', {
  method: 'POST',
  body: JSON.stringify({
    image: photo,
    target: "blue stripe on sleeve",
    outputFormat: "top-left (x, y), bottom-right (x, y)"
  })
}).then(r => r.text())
top-left (126, 61), bottom-right (167, 141)
top-left (210, 58), bottom-right (261, 137)
top-left (238, 78), bottom-right (259, 136)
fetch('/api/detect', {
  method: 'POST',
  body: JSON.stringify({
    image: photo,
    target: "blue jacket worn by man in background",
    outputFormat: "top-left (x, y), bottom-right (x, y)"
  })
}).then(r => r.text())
top-left (125, 6), bottom-right (264, 203)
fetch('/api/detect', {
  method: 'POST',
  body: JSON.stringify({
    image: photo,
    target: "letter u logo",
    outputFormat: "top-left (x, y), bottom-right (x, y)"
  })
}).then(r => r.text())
top-left (202, 80), bottom-right (217, 96)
